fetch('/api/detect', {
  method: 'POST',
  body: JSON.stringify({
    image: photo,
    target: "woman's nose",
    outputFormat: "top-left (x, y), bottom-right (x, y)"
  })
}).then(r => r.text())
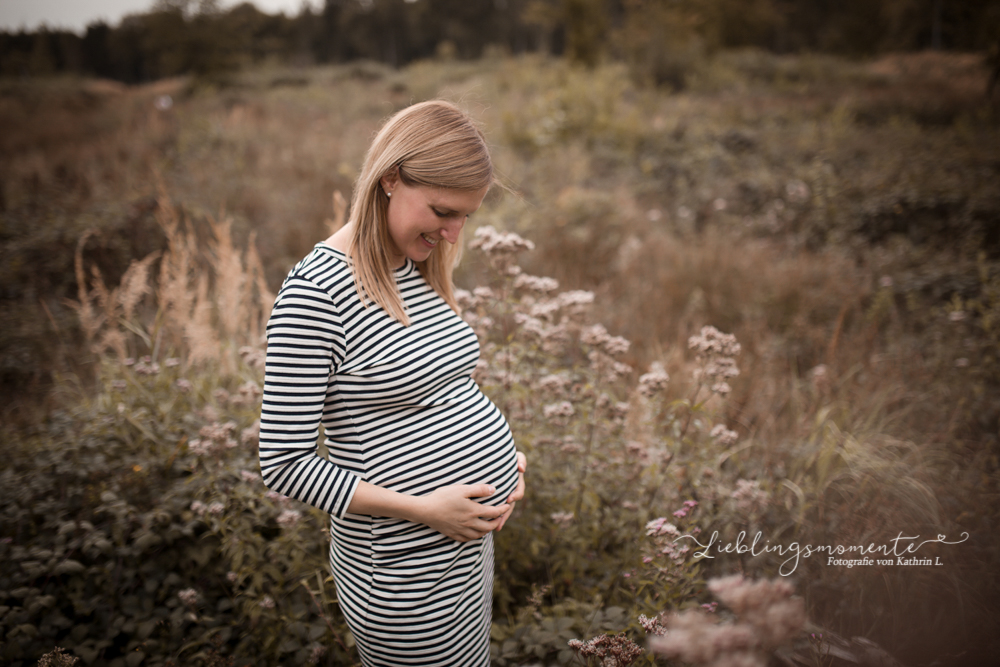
top-left (439, 218), bottom-right (465, 244)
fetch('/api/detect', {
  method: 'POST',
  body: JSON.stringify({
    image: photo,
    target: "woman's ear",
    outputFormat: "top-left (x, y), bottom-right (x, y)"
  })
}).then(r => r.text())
top-left (379, 169), bottom-right (399, 195)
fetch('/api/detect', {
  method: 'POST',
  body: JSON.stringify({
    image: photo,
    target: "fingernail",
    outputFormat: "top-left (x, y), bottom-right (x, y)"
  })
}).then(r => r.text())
top-left (488, 486), bottom-right (496, 494)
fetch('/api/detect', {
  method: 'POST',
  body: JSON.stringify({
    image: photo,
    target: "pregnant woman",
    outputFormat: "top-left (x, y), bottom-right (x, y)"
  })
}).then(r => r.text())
top-left (259, 100), bottom-right (525, 666)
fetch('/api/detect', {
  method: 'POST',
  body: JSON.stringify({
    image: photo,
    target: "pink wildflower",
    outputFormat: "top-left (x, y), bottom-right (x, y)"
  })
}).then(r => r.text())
top-left (638, 362), bottom-right (670, 397)
top-left (454, 288), bottom-right (476, 309)
top-left (731, 480), bottom-right (769, 515)
top-left (711, 424), bottom-right (739, 446)
top-left (550, 512), bottom-right (575, 525)
top-left (543, 401), bottom-right (575, 423)
top-left (581, 324), bottom-right (611, 347)
top-left (178, 588), bottom-right (199, 606)
top-left (514, 274), bottom-right (559, 293)
top-left (277, 509), bottom-right (302, 527)
top-left (645, 518), bottom-right (679, 537)
top-left (638, 613), bottom-right (667, 636)
top-left (568, 632), bottom-right (644, 666)
top-left (537, 374), bottom-right (568, 394)
top-left (241, 420), bottom-right (260, 446)
top-left (307, 644), bottom-right (327, 665)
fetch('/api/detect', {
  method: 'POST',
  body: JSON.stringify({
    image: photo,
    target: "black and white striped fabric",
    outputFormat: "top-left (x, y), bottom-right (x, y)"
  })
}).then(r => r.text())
top-left (260, 243), bottom-right (519, 666)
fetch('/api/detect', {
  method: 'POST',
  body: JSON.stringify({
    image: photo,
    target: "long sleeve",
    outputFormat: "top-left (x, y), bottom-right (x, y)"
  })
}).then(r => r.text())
top-left (259, 275), bottom-right (359, 518)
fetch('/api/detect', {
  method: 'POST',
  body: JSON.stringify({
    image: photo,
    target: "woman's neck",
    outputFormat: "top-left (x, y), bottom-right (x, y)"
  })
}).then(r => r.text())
top-left (323, 221), bottom-right (353, 254)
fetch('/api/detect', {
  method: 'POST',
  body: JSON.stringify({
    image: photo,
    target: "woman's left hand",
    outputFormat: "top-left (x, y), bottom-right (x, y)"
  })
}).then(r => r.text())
top-left (496, 451), bottom-right (527, 532)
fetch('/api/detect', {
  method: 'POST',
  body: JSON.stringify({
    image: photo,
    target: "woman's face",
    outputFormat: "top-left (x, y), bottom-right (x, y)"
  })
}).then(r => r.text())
top-left (379, 173), bottom-right (488, 268)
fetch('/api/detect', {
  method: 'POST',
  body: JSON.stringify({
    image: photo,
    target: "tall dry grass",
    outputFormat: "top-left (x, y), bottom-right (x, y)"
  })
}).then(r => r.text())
top-left (68, 186), bottom-right (273, 372)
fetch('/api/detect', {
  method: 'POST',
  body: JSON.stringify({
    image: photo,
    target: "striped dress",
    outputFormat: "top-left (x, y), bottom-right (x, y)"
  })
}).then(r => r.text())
top-left (260, 243), bottom-right (520, 666)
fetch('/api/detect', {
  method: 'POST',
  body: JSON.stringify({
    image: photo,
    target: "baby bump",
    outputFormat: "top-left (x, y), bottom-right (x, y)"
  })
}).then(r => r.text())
top-left (363, 390), bottom-right (519, 501)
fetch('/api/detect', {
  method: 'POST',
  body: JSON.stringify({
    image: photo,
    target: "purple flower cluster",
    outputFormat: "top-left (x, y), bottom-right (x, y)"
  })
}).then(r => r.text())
top-left (710, 424), bottom-right (739, 446)
top-left (689, 326), bottom-right (741, 397)
top-left (468, 225), bottom-right (535, 272)
top-left (731, 479), bottom-right (769, 515)
top-left (178, 588), bottom-right (199, 606)
top-left (568, 631), bottom-right (645, 667)
top-left (188, 420), bottom-right (239, 456)
top-left (638, 362), bottom-right (670, 397)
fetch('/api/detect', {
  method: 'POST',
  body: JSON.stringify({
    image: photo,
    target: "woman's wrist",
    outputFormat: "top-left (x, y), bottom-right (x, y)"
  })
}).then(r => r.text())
top-left (348, 480), bottom-right (422, 523)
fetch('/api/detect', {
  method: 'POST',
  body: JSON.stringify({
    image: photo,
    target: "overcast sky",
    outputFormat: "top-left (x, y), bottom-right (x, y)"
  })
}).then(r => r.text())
top-left (0, 0), bottom-right (319, 33)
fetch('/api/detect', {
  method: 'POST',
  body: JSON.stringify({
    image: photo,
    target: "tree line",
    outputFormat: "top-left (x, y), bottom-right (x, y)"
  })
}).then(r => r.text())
top-left (1, 0), bottom-right (998, 83)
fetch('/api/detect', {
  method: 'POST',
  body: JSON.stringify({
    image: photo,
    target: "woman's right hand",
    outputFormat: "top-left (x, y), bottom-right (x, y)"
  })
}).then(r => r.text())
top-left (414, 484), bottom-right (510, 542)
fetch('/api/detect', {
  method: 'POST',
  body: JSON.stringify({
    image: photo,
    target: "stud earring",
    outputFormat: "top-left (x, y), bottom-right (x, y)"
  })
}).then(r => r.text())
top-left (385, 190), bottom-right (392, 198)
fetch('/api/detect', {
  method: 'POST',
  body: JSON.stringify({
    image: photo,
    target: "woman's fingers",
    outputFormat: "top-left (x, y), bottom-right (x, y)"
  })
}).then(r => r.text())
top-left (419, 484), bottom-right (512, 541)
top-left (464, 483), bottom-right (497, 499)
top-left (497, 451), bottom-right (527, 530)
top-left (495, 502), bottom-right (516, 532)
top-left (507, 452), bottom-right (527, 504)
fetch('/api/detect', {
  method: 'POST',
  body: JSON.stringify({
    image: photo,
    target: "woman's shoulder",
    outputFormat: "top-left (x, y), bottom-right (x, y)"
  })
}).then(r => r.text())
top-left (269, 245), bottom-right (353, 332)
top-left (282, 243), bottom-right (353, 294)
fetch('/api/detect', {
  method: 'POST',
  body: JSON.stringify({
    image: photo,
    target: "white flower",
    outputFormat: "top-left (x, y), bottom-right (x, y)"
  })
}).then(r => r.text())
top-left (580, 324), bottom-right (610, 347)
top-left (514, 274), bottom-right (559, 293)
top-left (688, 326), bottom-right (741, 358)
top-left (178, 588), bottom-right (199, 605)
top-left (543, 401), bottom-right (575, 422)
top-left (732, 479), bottom-right (769, 514)
top-left (603, 335), bottom-right (630, 357)
top-left (645, 517), bottom-right (679, 537)
top-left (711, 381), bottom-right (732, 396)
top-left (277, 509), bottom-right (302, 527)
top-left (537, 374), bottom-right (568, 394)
top-left (710, 424), bottom-right (739, 446)
top-left (473, 286), bottom-right (495, 300)
top-left (638, 362), bottom-right (670, 396)
top-left (558, 290), bottom-right (595, 309)
top-left (454, 288), bottom-right (476, 309)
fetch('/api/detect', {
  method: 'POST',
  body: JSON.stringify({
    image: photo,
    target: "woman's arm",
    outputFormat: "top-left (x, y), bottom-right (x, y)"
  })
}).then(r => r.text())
top-left (260, 276), bottom-right (360, 517)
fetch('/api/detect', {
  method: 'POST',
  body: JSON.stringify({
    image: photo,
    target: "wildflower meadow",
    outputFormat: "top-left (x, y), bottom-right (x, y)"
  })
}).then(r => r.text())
top-left (2, 49), bottom-right (999, 666)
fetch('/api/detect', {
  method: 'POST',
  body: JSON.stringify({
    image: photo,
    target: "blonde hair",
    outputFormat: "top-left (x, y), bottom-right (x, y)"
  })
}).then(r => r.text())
top-left (347, 100), bottom-right (494, 325)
